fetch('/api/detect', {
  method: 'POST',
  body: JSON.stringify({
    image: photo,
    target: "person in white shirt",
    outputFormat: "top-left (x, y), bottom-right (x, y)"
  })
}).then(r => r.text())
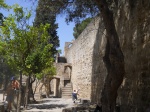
top-left (72, 89), bottom-right (79, 103)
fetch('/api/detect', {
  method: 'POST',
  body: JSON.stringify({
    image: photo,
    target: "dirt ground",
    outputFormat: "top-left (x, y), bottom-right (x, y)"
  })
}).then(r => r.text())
top-left (0, 93), bottom-right (78, 112)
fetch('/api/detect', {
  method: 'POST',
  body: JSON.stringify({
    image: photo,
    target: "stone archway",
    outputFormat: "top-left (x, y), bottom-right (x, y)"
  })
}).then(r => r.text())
top-left (51, 77), bottom-right (60, 97)
top-left (64, 65), bottom-right (72, 81)
top-left (37, 77), bottom-right (60, 98)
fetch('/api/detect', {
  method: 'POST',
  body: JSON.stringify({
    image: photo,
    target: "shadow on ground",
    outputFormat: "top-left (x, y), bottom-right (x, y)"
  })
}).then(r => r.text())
top-left (36, 100), bottom-right (61, 104)
top-left (28, 104), bottom-right (67, 110)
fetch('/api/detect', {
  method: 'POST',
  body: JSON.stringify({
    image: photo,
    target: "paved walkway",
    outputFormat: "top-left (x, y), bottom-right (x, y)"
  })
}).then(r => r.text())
top-left (0, 93), bottom-right (77, 112)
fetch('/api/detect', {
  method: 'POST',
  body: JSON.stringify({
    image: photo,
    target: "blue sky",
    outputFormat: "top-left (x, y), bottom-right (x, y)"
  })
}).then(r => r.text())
top-left (1, 0), bottom-right (75, 55)
top-left (56, 16), bottom-right (75, 55)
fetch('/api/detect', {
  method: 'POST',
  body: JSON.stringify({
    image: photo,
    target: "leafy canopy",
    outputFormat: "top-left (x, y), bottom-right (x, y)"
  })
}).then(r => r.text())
top-left (34, 0), bottom-right (60, 56)
top-left (0, 4), bottom-right (56, 77)
top-left (0, 0), bottom-right (10, 9)
top-left (73, 17), bottom-right (92, 39)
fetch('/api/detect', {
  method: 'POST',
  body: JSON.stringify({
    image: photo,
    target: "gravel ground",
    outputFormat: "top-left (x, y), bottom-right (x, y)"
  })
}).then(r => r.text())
top-left (23, 98), bottom-right (77, 112)
top-left (0, 93), bottom-right (77, 112)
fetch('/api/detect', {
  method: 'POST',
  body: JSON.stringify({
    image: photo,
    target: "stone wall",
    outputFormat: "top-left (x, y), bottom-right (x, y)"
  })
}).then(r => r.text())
top-left (114, 1), bottom-right (150, 111)
top-left (65, 17), bottom-right (101, 100)
top-left (54, 63), bottom-right (72, 96)
top-left (55, 63), bottom-right (72, 80)
top-left (64, 0), bottom-right (150, 111)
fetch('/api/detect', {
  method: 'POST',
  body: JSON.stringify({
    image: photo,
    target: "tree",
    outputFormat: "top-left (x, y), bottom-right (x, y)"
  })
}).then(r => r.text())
top-left (0, 4), bottom-right (56, 111)
top-left (0, 0), bottom-right (11, 25)
top-left (33, 0), bottom-right (60, 97)
top-left (28, 0), bottom-right (125, 111)
top-left (30, 0), bottom-right (124, 111)
top-left (93, 1), bottom-right (124, 111)
top-left (34, 0), bottom-right (60, 57)
top-left (0, 0), bottom-right (13, 88)
top-left (0, 13), bottom-right (4, 26)
top-left (73, 17), bottom-right (92, 39)
top-left (0, 55), bottom-right (15, 89)
top-left (0, 0), bottom-right (9, 9)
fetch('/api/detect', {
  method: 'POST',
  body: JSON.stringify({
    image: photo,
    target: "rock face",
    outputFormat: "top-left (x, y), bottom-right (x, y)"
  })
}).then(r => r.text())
top-left (114, 1), bottom-right (150, 111)
top-left (64, 0), bottom-right (150, 111)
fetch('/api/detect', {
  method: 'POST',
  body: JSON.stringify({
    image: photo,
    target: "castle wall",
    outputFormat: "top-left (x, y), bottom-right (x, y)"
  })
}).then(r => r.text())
top-left (65, 17), bottom-right (101, 100)
top-left (64, 0), bottom-right (150, 111)
top-left (54, 63), bottom-right (72, 86)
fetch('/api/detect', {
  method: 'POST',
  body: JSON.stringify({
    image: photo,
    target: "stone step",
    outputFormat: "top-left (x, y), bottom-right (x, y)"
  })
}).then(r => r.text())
top-left (62, 94), bottom-right (72, 97)
top-left (62, 94), bottom-right (72, 96)
top-left (62, 88), bottom-right (72, 90)
top-left (63, 85), bottom-right (72, 89)
top-left (62, 90), bottom-right (72, 93)
top-left (62, 83), bottom-right (72, 98)
top-left (63, 85), bottom-right (72, 88)
top-left (62, 94), bottom-right (72, 98)
top-left (62, 96), bottom-right (72, 99)
top-left (62, 88), bottom-right (72, 92)
top-left (62, 92), bottom-right (72, 94)
top-left (62, 87), bottom-right (72, 89)
top-left (65, 84), bottom-right (72, 87)
top-left (65, 86), bottom-right (72, 88)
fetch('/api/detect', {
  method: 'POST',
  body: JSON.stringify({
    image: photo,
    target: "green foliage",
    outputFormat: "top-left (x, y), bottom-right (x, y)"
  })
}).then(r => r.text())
top-left (0, 0), bottom-right (10, 9)
top-left (0, 4), bottom-right (56, 79)
top-left (0, 1), bottom-right (10, 26)
top-left (0, 55), bottom-right (16, 85)
top-left (73, 17), bottom-right (92, 39)
top-left (64, 1), bottom-right (98, 23)
top-left (34, 0), bottom-right (60, 56)
top-left (57, 49), bottom-right (62, 54)
top-left (29, 0), bottom-right (99, 23)
top-left (0, 13), bottom-right (4, 26)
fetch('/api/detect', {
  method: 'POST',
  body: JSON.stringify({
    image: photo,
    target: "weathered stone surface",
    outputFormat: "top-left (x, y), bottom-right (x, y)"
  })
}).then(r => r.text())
top-left (63, 0), bottom-right (150, 111)
top-left (65, 17), bottom-right (102, 100)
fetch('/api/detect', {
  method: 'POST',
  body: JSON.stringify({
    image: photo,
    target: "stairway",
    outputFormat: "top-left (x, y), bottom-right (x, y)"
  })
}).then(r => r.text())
top-left (62, 83), bottom-right (72, 98)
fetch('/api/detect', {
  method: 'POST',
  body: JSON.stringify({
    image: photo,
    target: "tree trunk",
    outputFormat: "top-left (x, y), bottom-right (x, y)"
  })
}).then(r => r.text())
top-left (45, 79), bottom-right (50, 98)
top-left (29, 81), bottom-right (36, 102)
top-left (95, 0), bottom-right (125, 111)
top-left (28, 76), bottom-right (36, 102)
top-left (33, 79), bottom-right (40, 95)
top-left (25, 76), bottom-right (30, 109)
top-left (17, 70), bottom-right (22, 112)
